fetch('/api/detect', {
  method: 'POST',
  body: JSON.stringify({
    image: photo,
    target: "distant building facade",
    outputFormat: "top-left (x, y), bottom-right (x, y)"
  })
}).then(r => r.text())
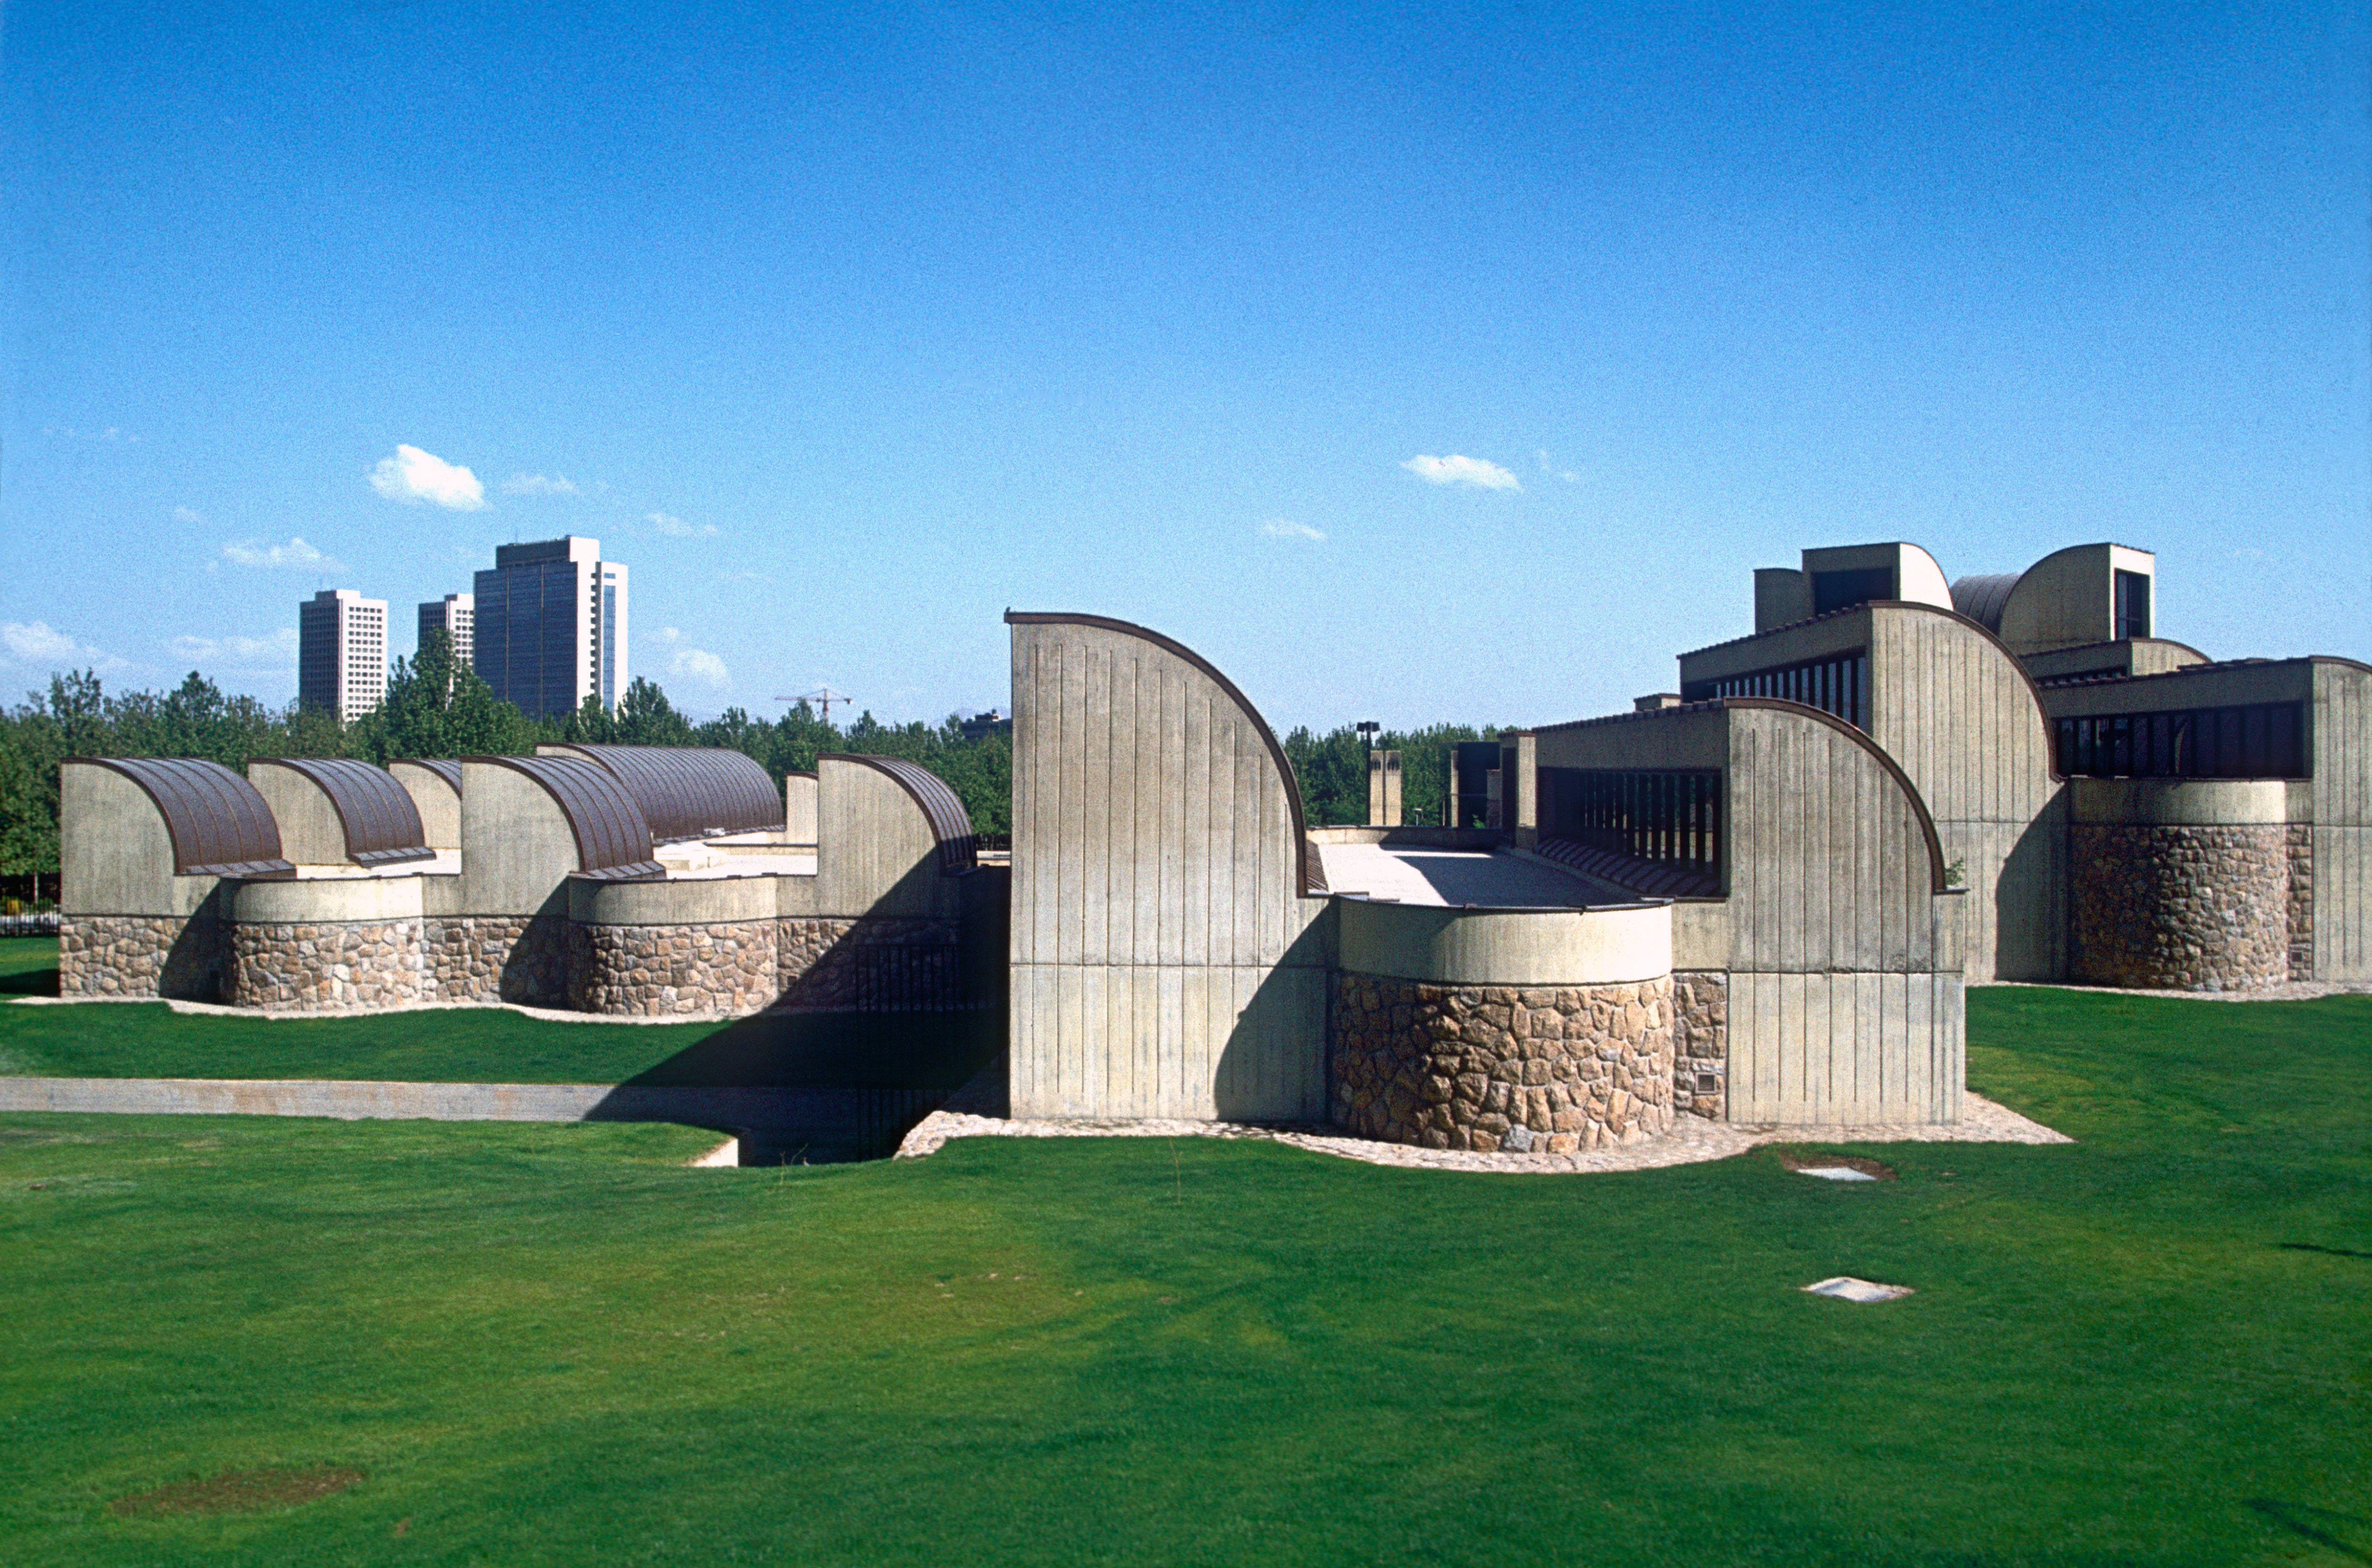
top-left (470, 537), bottom-right (629, 717)
top-left (296, 589), bottom-right (387, 724)
top-left (416, 593), bottom-right (474, 669)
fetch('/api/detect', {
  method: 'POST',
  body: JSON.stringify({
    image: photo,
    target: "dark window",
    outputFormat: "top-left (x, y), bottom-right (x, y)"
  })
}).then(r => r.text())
top-left (2114, 569), bottom-right (2151, 640)
top-left (1538, 769), bottom-right (1722, 881)
top-left (1812, 567), bottom-right (1893, 616)
top-left (1683, 649), bottom-right (1869, 730)
top-left (2054, 701), bottom-right (2304, 779)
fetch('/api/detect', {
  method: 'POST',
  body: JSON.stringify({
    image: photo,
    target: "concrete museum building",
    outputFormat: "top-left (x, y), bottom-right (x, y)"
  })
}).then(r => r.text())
top-left (54, 537), bottom-right (2371, 1156)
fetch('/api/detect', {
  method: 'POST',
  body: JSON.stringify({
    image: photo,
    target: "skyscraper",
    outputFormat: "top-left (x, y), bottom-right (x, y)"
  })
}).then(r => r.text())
top-left (296, 589), bottom-right (388, 723)
top-left (471, 536), bottom-right (629, 717)
top-left (417, 593), bottom-right (474, 670)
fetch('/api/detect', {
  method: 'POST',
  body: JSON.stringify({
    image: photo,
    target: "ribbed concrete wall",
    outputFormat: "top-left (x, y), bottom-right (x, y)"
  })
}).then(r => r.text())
top-left (2314, 661), bottom-right (2372, 979)
top-left (1007, 615), bottom-right (1327, 1120)
top-left (1724, 704), bottom-right (1965, 1124)
top-left (1863, 608), bottom-right (2063, 984)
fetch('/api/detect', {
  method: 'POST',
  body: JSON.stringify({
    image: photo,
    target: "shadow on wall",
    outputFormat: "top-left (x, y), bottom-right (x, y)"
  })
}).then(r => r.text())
top-left (1998, 803), bottom-right (2068, 982)
top-left (1210, 919), bottom-right (1331, 1124)
top-left (164, 894), bottom-right (232, 1004)
top-left (500, 892), bottom-right (573, 1008)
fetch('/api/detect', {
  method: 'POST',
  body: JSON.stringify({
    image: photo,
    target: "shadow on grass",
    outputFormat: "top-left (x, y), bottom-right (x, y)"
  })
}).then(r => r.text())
top-left (2276, 1241), bottom-right (2372, 1261)
top-left (2247, 1501), bottom-right (2372, 1563)
top-left (607, 1006), bottom-right (1007, 1163)
top-left (0, 966), bottom-right (58, 998)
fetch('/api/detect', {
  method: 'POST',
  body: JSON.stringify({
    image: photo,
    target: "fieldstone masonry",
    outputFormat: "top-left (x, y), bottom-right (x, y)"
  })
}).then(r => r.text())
top-left (570, 920), bottom-right (779, 1016)
top-left (227, 920), bottom-right (424, 1011)
top-left (1671, 970), bottom-right (1728, 1119)
top-left (2071, 823), bottom-right (2289, 991)
top-left (1329, 972), bottom-right (1675, 1153)
top-left (777, 917), bottom-right (965, 1012)
top-left (424, 915), bottom-right (571, 1007)
top-left (59, 914), bottom-right (230, 1001)
top-left (2287, 824), bottom-right (2314, 981)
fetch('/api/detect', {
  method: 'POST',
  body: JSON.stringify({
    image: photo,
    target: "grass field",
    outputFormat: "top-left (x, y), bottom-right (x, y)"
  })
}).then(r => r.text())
top-left (0, 939), bottom-right (1000, 1089)
top-left (0, 944), bottom-right (2366, 1564)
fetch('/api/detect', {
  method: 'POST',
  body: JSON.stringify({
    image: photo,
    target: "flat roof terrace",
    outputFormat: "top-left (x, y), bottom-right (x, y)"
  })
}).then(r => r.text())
top-left (1317, 844), bottom-right (1635, 908)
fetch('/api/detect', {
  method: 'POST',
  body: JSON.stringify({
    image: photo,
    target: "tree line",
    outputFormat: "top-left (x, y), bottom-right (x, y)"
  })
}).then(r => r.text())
top-left (0, 633), bottom-right (1012, 881)
top-left (0, 630), bottom-right (1498, 883)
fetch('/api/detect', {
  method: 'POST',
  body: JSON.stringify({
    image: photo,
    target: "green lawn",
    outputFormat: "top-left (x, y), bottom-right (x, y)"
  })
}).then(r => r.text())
top-left (0, 939), bottom-right (1000, 1089)
top-left (0, 987), bottom-right (2365, 1565)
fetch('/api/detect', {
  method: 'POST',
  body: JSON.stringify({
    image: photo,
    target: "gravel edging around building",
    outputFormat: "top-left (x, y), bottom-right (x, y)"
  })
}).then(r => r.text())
top-left (894, 1091), bottom-right (2070, 1174)
top-left (7, 995), bottom-right (738, 1026)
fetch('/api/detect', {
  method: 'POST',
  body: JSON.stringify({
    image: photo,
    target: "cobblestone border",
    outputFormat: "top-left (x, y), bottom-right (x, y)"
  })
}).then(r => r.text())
top-left (896, 1090), bottom-right (2070, 1174)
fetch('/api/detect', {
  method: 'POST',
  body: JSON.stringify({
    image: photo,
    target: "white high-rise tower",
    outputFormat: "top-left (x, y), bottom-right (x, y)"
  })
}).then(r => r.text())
top-left (297, 589), bottom-right (388, 724)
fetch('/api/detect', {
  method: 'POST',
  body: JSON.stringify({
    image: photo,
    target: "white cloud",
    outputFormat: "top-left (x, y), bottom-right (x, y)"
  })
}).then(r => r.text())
top-left (46, 425), bottom-right (137, 444)
top-left (503, 472), bottom-right (580, 496)
top-left (1536, 449), bottom-right (1581, 484)
top-left (169, 628), bottom-right (298, 668)
top-left (654, 627), bottom-right (728, 686)
top-left (172, 505), bottom-right (204, 525)
top-left (1260, 518), bottom-right (1327, 541)
top-left (0, 621), bottom-right (128, 672)
top-left (369, 444), bottom-right (487, 510)
top-left (648, 511), bottom-right (719, 538)
top-left (222, 536), bottom-right (345, 572)
top-left (1402, 454), bottom-right (1522, 491)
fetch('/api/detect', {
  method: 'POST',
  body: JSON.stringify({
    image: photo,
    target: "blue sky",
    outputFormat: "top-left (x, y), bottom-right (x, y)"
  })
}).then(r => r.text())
top-left (4, 1), bottom-right (2366, 730)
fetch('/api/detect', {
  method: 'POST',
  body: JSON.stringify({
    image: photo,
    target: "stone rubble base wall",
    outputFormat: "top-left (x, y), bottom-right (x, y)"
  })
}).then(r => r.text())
top-left (1329, 972), bottom-right (1675, 1154)
top-left (228, 921), bottom-right (425, 1011)
top-left (64, 910), bottom-right (970, 1018)
top-left (2286, 824), bottom-right (2314, 982)
top-left (570, 919), bottom-right (779, 1017)
top-left (59, 915), bottom-right (230, 1002)
top-left (778, 917), bottom-right (965, 1012)
top-left (2070, 823), bottom-right (2289, 992)
top-left (1670, 970), bottom-right (1728, 1120)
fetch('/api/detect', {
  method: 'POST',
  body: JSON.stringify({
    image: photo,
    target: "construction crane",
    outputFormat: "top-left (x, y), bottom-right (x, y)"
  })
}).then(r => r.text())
top-left (775, 687), bottom-right (851, 723)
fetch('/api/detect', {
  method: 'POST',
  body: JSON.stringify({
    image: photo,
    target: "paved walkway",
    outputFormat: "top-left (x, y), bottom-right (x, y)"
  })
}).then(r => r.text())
top-left (0, 1076), bottom-right (940, 1129)
top-left (896, 1092), bottom-right (2070, 1174)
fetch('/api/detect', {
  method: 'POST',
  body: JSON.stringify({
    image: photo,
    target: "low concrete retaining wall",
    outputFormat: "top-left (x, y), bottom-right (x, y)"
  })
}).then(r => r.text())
top-left (1328, 972), bottom-right (1675, 1153)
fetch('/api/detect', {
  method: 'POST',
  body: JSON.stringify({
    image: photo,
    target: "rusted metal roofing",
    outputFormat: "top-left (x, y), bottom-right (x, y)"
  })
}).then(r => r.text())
top-left (471, 755), bottom-right (663, 879)
top-left (253, 757), bottom-right (436, 866)
top-left (73, 757), bottom-right (294, 879)
top-left (392, 757), bottom-right (463, 792)
top-left (823, 753), bottom-right (978, 875)
top-left (552, 745), bottom-right (785, 843)
top-left (1948, 572), bottom-right (2023, 632)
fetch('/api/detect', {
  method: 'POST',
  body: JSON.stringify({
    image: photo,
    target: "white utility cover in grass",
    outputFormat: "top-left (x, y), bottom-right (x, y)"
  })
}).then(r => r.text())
top-left (1804, 1276), bottom-right (1914, 1303)
top-left (1796, 1165), bottom-right (1878, 1181)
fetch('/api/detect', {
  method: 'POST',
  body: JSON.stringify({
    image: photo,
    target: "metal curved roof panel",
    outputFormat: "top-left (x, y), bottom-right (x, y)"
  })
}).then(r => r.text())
top-left (74, 757), bottom-right (294, 878)
top-left (553, 744), bottom-right (785, 842)
top-left (1949, 572), bottom-right (2023, 632)
top-left (253, 757), bottom-right (435, 866)
top-left (822, 753), bottom-right (978, 875)
top-left (471, 754), bottom-right (661, 877)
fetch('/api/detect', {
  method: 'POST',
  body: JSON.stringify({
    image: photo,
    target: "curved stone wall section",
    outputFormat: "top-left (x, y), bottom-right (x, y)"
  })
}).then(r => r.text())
top-left (59, 914), bottom-right (229, 1000)
top-left (424, 915), bottom-right (569, 1006)
top-left (778, 917), bottom-right (965, 1012)
top-left (2071, 825), bottom-right (2288, 990)
top-left (1330, 972), bottom-right (1675, 1153)
top-left (228, 921), bottom-right (425, 1010)
top-left (569, 920), bottom-right (777, 1016)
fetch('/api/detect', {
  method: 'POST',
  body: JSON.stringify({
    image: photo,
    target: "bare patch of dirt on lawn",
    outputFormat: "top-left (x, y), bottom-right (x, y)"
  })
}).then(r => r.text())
top-left (1772, 1148), bottom-right (1898, 1180)
top-left (111, 1465), bottom-right (364, 1517)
